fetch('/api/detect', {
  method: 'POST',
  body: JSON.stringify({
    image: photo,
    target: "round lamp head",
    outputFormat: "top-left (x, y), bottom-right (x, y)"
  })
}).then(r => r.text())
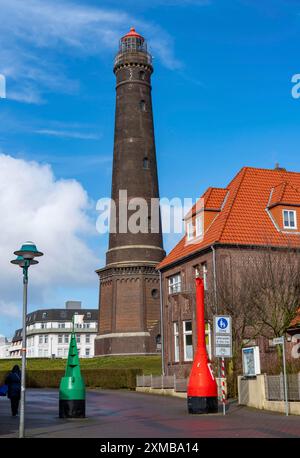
top-left (14, 241), bottom-right (43, 260)
top-left (11, 255), bottom-right (39, 268)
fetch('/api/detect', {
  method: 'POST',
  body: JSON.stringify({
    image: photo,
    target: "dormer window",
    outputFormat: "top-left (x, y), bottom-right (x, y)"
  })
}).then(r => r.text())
top-left (195, 215), bottom-right (203, 238)
top-left (186, 221), bottom-right (194, 241)
top-left (283, 210), bottom-right (297, 229)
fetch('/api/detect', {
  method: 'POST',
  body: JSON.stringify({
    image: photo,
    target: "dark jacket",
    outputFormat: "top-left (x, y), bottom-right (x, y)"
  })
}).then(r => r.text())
top-left (5, 370), bottom-right (21, 399)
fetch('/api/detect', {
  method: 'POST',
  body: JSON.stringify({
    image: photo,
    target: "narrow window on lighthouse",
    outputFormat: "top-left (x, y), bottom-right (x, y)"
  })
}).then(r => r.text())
top-left (140, 100), bottom-right (146, 111)
top-left (143, 157), bottom-right (149, 169)
top-left (139, 70), bottom-right (146, 80)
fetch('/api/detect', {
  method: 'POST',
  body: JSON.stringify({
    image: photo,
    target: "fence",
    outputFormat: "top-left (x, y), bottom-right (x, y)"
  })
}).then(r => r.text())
top-left (265, 373), bottom-right (300, 401)
top-left (136, 375), bottom-right (226, 398)
top-left (136, 375), bottom-right (176, 390)
top-left (238, 373), bottom-right (300, 415)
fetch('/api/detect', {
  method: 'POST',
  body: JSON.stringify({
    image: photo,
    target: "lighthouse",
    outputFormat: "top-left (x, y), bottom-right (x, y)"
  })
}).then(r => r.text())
top-left (95, 28), bottom-right (165, 356)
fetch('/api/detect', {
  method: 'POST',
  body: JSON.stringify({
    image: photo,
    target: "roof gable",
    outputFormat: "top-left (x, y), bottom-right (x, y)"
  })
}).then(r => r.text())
top-left (158, 167), bottom-right (300, 270)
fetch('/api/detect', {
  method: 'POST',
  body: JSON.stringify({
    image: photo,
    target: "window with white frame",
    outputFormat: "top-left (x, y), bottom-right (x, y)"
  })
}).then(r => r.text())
top-left (76, 335), bottom-right (81, 343)
top-left (86, 334), bottom-right (90, 344)
top-left (205, 323), bottom-right (212, 360)
top-left (64, 335), bottom-right (69, 344)
top-left (174, 322), bottom-right (179, 362)
top-left (195, 214), bottom-right (204, 238)
top-left (283, 210), bottom-right (297, 229)
top-left (186, 220), bottom-right (194, 241)
top-left (39, 335), bottom-right (43, 344)
top-left (58, 348), bottom-right (63, 357)
top-left (85, 348), bottom-right (90, 357)
top-left (168, 273), bottom-right (181, 294)
top-left (183, 321), bottom-right (193, 361)
top-left (202, 262), bottom-right (208, 291)
top-left (58, 323), bottom-right (65, 329)
top-left (194, 263), bottom-right (208, 290)
top-left (58, 335), bottom-right (63, 344)
top-left (44, 335), bottom-right (48, 344)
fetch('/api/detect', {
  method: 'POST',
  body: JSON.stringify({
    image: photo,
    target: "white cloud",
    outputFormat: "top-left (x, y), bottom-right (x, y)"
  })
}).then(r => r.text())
top-left (0, 0), bottom-right (182, 104)
top-left (0, 154), bottom-right (98, 326)
top-left (35, 129), bottom-right (101, 140)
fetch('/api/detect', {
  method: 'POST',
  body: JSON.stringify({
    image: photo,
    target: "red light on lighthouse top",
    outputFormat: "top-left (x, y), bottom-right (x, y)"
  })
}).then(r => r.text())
top-left (122, 27), bottom-right (143, 40)
top-left (119, 27), bottom-right (147, 54)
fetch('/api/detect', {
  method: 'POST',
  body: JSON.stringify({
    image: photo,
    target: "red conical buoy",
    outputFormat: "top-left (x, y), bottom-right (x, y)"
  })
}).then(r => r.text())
top-left (187, 277), bottom-right (218, 414)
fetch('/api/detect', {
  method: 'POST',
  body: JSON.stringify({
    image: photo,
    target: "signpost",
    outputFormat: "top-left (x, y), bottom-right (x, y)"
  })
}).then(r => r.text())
top-left (214, 316), bottom-right (232, 358)
top-left (214, 316), bottom-right (232, 415)
top-left (272, 336), bottom-right (288, 416)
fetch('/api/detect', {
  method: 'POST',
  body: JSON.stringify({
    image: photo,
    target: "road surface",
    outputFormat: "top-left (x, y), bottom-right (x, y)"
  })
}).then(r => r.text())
top-left (1, 389), bottom-right (300, 438)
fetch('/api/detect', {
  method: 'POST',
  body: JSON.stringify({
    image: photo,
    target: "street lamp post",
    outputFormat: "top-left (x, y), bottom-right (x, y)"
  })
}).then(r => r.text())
top-left (11, 241), bottom-right (43, 439)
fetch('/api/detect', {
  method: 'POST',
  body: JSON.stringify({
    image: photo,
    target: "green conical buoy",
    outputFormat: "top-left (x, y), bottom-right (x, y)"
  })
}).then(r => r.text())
top-left (59, 332), bottom-right (86, 418)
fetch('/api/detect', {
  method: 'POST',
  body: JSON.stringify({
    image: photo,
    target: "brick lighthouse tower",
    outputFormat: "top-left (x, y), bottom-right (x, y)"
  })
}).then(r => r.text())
top-left (95, 28), bottom-right (165, 356)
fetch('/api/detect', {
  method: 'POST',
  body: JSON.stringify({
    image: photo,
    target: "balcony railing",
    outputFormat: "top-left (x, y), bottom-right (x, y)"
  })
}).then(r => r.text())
top-left (114, 50), bottom-right (152, 68)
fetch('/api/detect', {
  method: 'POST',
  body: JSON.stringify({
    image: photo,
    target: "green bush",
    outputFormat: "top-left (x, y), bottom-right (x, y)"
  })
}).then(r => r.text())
top-left (0, 355), bottom-right (161, 375)
top-left (0, 368), bottom-right (142, 390)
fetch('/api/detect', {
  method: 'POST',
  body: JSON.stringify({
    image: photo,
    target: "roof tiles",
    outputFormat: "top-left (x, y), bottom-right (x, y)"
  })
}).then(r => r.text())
top-left (158, 167), bottom-right (300, 270)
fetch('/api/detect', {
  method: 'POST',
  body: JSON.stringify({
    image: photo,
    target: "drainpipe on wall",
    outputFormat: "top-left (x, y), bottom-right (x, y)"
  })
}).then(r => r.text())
top-left (211, 244), bottom-right (220, 378)
top-left (159, 269), bottom-right (165, 376)
top-left (211, 245), bottom-right (218, 314)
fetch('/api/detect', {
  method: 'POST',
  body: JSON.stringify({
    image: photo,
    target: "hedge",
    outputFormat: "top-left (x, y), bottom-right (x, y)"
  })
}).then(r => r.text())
top-left (0, 368), bottom-right (142, 390)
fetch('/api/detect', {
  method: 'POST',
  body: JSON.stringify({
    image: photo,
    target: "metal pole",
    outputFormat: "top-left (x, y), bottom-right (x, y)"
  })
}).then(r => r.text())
top-left (221, 357), bottom-right (226, 416)
top-left (212, 245), bottom-right (221, 378)
top-left (282, 339), bottom-right (289, 417)
top-left (19, 263), bottom-right (29, 439)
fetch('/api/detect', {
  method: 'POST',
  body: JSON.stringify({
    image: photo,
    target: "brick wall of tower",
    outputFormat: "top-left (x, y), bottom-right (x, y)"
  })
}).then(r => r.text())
top-left (95, 30), bottom-right (165, 357)
top-left (115, 277), bottom-right (142, 332)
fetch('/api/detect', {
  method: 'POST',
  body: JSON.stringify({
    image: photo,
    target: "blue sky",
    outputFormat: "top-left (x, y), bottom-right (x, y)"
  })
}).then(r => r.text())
top-left (1, 0), bottom-right (300, 337)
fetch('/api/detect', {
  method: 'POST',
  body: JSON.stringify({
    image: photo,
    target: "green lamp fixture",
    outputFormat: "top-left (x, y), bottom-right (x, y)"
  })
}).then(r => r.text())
top-left (14, 241), bottom-right (43, 260)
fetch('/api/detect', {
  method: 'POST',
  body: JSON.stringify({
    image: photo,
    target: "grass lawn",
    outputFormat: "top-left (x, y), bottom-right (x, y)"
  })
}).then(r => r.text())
top-left (0, 355), bottom-right (162, 375)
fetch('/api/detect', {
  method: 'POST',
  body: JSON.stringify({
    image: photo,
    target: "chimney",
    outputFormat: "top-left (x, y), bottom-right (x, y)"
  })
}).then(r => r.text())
top-left (274, 163), bottom-right (286, 172)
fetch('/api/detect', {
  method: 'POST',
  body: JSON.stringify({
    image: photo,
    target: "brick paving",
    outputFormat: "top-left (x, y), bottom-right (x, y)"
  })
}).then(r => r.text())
top-left (0, 389), bottom-right (300, 438)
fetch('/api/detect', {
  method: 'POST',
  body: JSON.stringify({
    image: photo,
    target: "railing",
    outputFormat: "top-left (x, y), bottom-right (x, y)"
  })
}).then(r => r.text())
top-left (114, 51), bottom-right (152, 68)
top-left (137, 374), bottom-right (225, 398)
top-left (137, 375), bottom-right (175, 390)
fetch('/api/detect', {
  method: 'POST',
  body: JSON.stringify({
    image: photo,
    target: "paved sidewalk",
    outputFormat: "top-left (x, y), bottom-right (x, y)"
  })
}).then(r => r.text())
top-left (1, 389), bottom-right (300, 438)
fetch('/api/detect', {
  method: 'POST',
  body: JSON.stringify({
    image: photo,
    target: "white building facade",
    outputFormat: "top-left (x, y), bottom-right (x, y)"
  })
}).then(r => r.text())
top-left (8, 302), bottom-right (98, 359)
top-left (0, 335), bottom-right (11, 358)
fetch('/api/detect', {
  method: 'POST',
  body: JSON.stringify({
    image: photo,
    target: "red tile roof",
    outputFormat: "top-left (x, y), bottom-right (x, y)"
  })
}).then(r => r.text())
top-left (185, 187), bottom-right (228, 219)
top-left (158, 167), bottom-right (300, 270)
top-left (290, 310), bottom-right (300, 328)
top-left (269, 182), bottom-right (300, 208)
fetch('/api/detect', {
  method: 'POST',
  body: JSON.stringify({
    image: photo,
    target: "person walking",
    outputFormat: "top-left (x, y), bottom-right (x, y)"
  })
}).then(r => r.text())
top-left (5, 365), bottom-right (21, 416)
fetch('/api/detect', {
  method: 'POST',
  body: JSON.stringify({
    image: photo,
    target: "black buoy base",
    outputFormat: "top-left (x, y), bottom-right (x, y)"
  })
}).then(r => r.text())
top-left (59, 399), bottom-right (85, 418)
top-left (187, 396), bottom-right (218, 414)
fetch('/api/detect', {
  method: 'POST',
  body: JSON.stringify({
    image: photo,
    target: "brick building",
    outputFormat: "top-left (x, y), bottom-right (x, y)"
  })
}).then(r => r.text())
top-left (157, 166), bottom-right (300, 377)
